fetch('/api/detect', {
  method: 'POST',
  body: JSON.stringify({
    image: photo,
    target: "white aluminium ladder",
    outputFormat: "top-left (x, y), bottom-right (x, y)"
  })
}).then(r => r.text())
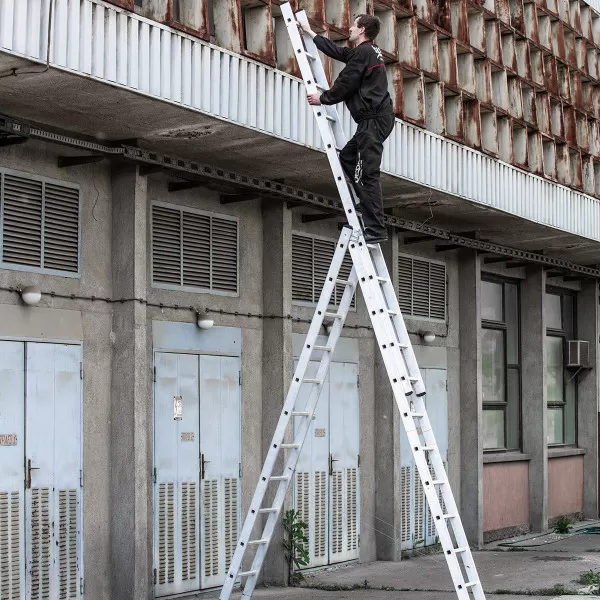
top-left (219, 4), bottom-right (486, 600)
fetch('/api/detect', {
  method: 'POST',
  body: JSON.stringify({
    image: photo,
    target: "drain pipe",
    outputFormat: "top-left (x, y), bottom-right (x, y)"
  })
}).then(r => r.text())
top-left (0, 0), bottom-right (55, 79)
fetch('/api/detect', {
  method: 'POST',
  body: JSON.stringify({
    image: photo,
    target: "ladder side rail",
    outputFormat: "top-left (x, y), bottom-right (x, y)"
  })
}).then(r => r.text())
top-left (293, 10), bottom-right (349, 151)
top-left (281, 5), bottom-right (361, 231)
top-left (220, 230), bottom-right (354, 600)
top-left (370, 248), bottom-right (426, 396)
top-left (240, 265), bottom-right (360, 599)
top-left (347, 241), bottom-right (478, 599)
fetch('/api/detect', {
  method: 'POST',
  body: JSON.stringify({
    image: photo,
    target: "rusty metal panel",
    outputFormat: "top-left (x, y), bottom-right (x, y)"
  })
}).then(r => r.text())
top-left (104, 0), bottom-right (134, 8)
top-left (481, 108), bottom-right (499, 155)
top-left (134, 0), bottom-right (169, 22)
top-left (569, 0), bottom-right (582, 33)
top-left (523, 3), bottom-right (540, 44)
top-left (582, 156), bottom-right (595, 194)
top-left (563, 104), bottom-right (578, 145)
top-left (170, 0), bottom-right (210, 40)
top-left (513, 123), bottom-right (529, 166)
top-left (501, 32), bottom-right (517, 71)
top-left (495, 0), bottom-right (511, 25)
top-left (556, 61), bottom-right (571, 100)
top-left (385, 63), bottom-right (405, 117)
top-left (544, 55), bottom-right (559, 94)
top-left (576, 111), bottom-right (590, 151)
top-left (558, 0), bottom-right (571, 25)
top-left (522, 85), bottom-right (538, 127)
top-left (550, 96), bottom-right (564, 138)
top-left (485, 20), bottom-right (502, 64)
top-left (497, 115), bottom-right (513, 162)
top-left (457, 46), bottom-right (476, 93)
top-left (542, 136), bottom-right (557, 178)
top-left (515, 38), bottom-right (531, 80)
top-left (570, 70), bottom-right (583, 110)
top-left (508, 75), bottom-right (523, 119)
top-left (475, 58), bottom-right (493, 103)
top-left (551, 20), bottom-right (567, 61)
top-left (398, 17), bottom-right (420, 69)
top-left (325, 0), bottom-right (351, 31)
top-left (589, 119), bottom-right (600, 157)
top-left (575, 38), bottom-right (587, 73)
top-left (556, 142), bottom-right (571, 183)
top-left (439, 38), bottom-right (458, 85)
top-left (425, 81), bottom-right (446, 133)
top-left (586, 44), bottom-right (598, 80)
top-left (414, 0), bottom-right (434, 24)
top-left (298, 0), bottom-right (327, 26)
top-left (401, 69), bottom-right (426, 125)
top-left (563, 27), bottom-right (576, 66)
top-left (444, 91), bottom-right (464, 140)
top-left (373, 4), bottom-right (398, 59)
top-left (529, 45), bottom-right (545, 87)
top-left (467, 11), bottom-right (486, 54)
top-left (580, 4), bottom-right (592, 39)
top-left (509, 0), bottom-right (525, 32)
top-left (537, 11), bottom-right (552, 50)
top-left (528, 130), bottom-right (543, 174)
top-left (450, 0), bottom-right (470, 43)
top-left (241, 1), bottom-right (276, 66)
top-left (570, 149), bottom-right (583, 188)
top-left (464, 99), bottom-right (482, 147)
top-left (418, 27), bottom-right (440, 78)
top-left (491, 68), bottom-right (510, 112)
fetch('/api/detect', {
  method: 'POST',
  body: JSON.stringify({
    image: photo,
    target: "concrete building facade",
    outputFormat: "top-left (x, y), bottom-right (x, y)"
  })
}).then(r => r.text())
top-left (0, 2), bottom-right (599, 600)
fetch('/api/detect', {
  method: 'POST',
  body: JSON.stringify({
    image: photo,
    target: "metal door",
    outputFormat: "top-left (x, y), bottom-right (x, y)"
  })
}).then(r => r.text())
top-left (153, 352), bottom-right (201, 597)
top-left (0, 341), bottom-right (26, 600)
top-left (329, 362), bottom-right (360, 563)
top-left (294, 361), bottom-right (360, 567)
top-left (293, 361), bottom-right (330, 568)
top-left (400, 368), bottom-right (448, 550)
top-left (199, 355), bottom-right (241, 589)
top-left (25, 342), bottom-right (82, 600)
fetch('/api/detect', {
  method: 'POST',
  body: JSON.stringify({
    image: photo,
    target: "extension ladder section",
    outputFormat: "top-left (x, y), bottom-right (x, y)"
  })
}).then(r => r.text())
top-left (219, 5), bottom-right (486, 600)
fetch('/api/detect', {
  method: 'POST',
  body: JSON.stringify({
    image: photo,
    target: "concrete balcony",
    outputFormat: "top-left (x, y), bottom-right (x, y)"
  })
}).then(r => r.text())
top-left (1, 0), bottom-right (600, 262)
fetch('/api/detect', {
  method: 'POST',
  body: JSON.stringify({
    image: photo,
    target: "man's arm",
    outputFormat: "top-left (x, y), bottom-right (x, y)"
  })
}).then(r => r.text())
top-left (320, 55), bottom-right (364, 105)
top-left (297, 19), bottom-right (350, 62)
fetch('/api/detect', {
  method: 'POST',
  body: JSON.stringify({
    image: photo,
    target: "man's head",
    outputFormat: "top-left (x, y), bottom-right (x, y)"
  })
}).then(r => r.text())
top-left (349, 14), bottom-right (381, 43)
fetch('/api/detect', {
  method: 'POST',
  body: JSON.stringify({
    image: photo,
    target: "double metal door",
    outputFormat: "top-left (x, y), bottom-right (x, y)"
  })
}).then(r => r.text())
top-left (153, 352), bottom-right (241, 596)
top-left (0, 341), bottom-right (82, 600)
top-left (293, 361), bottom-right (360, 568)
top-left (400, 368), bottom-right (448, 550)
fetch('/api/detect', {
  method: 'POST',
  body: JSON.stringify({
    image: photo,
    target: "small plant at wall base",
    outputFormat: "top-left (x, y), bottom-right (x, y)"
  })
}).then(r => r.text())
top-left (282, 509), bottom-right (310, 586)
top-left (553, 515), bottom-right (573, 534)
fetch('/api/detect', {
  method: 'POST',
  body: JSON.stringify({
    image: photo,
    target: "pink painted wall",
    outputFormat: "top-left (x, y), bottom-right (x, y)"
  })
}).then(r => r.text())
top-left (483, 462), bottom-right (529, 531)
top-left (548, 456), bottom-right (584, 518)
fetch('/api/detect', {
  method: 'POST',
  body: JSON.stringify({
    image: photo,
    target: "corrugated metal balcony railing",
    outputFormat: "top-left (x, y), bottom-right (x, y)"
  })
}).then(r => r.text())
top-left (1, 0), bottom-right (599, 242)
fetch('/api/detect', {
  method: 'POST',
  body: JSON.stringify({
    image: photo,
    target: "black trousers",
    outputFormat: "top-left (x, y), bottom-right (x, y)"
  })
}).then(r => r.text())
top-left (339, 114), bottom-right (395, 236)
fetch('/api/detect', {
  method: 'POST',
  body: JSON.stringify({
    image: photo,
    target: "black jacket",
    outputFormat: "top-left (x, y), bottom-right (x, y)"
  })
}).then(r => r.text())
top-left (313, 35), bottom-right (394, 123)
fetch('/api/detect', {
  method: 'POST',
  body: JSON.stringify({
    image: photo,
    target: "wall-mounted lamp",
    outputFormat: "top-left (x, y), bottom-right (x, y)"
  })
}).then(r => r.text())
top-left (20, 286), bottom-right (42, 306)
top-left (196, 310), bottom-right (214, 330)
top-left (420, 330), bottom-right (436, 344)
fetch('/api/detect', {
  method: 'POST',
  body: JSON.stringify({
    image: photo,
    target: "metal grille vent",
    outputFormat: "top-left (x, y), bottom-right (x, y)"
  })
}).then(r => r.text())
top-left (202, 480), bottom-right (219, 577)
top-left (30, 488), bottom-right (50, 600)
top-left (58, 490), bottom-right (78, 600)
top-left (1, 173), bottom-right (80, 273)
top-left (398, 254), bottom-right (446, 320)
top-left (0, 491), bottom-right (21, 600)
top-left (413, 468), bottom-right (425, 544)
top-left (330, 471), bottom-right (343, 555)
top-left (400, 467), bottom-right (411, 543)
top-left (314, 471), bottom-right (327, 558)
top-left (292, 233), bottom-right (354, 307)
top-left (346, 468), bottom-right (358, 551)
top-left (180, 482), bottom-right (197, 582)
top-left (296, 473), bottom-right (310, 555)
top-left (157, 483), bottom-right (175, 585)
top-left (152, 204), bottom-right (238, 293)
top-left (223, 478), bottom-right (238, 570)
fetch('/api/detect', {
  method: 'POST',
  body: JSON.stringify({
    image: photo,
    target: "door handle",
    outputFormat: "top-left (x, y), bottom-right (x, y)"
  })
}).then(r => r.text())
top-left (26, 459), bottom-right (40, 489)
top-left (329, 454), bottom-right (338, 476)
top-left (201, 454), bottom-right (211, 480)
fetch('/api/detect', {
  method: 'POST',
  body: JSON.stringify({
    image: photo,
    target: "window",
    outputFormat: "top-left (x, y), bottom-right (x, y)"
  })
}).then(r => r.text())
top-left (545, 290), bottom-right (576, 445)
top-left (151, 203), bottom-right (238, 294)
top-left (397, 254), bottom-right (446, 320)
top-left (481, 279), bottom-right (521, 451)
top-left (291, 233), bottom-right (353, 306)
top-left (0, 170), bottom-right (80, 275)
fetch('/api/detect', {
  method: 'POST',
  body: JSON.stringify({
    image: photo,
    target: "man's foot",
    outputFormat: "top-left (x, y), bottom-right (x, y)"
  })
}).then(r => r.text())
top-left (364, 232), bottom-right (388, 244)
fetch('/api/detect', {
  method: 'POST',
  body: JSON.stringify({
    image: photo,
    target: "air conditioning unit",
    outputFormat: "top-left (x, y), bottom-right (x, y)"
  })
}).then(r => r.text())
top-left (566, 340), bottom-right (591, 368)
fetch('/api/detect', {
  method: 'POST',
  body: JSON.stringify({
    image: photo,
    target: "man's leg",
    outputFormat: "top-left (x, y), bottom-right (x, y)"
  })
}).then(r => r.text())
top-left (353, 115), bottom-right (395, 238)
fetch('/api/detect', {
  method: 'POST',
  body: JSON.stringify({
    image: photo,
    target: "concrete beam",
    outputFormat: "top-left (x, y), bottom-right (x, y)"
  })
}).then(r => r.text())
top-left (458, 250), bottom-right (484, 547)
top-left (577, 280), bottom-right (599, 519)
top-left (521, 266), bottom-right (547, 532)
top-left (110, 165), bottom-right (151, 600)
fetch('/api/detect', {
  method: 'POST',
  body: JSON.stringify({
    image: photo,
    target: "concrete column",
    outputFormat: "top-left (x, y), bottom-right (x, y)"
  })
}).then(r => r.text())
top-left (577, 280), bottom-right (599, 519)
top-left (521, 267), bottom-right (547, 532)
top-left (261, 200), bottom-right (293, 584)
top-left (374, 233), bottom-right (402, 560)
top-left (110, 165), bottom-right (151, 600)
top-left (458, 250), bottom-right (483, 547)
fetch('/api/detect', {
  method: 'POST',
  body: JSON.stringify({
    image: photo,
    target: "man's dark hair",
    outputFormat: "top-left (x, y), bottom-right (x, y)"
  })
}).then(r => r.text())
top-left (356, 14), bottom-right (381, 41)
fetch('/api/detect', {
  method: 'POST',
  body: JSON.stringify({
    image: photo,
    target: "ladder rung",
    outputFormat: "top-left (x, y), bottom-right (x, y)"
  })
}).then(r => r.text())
top-left (313, 345), bottom-right (332, 351)
top-left (376, 276), bottom-right (388, 283)
top-left (325, 115), bottom-right (336, 122)
top-left (258, 507), bottom-right (278, 513)
top-left (464, 582), bottom-right (479, 588)
top-left (239, 570), bottom-right (258, 578)
top-left (444, 514), bottom-right (458, 519)
top-left (421, 446), bottom-right (435, 451)
top-left (316, 83), bottom-right (327, 91)
top-left (432, 480), bottom-right (446, 485)
top-left (409, 377), bottom-right (419, 383)
top-left (247, 539), bottom-right (269, 545)
top-left (454, 547), bottom-right (467, 553)
top-left (281, 443), bottom-right (300, 449)
top-left (270, 475), bottom-right (291, 481)
top-left (388, 310), bottom-right (398, 315)
top-left (324, 312), bottom-right (343, 318)
top-left (335, 279), bottom-right (352, 286)
top-left (303, 378), bottom-right (323, 384)
top-left (305, 52), bottom-right (316, 60)
top-left (410, 413), bottom-right (424, 418)
top-left (292, 411), bottom-right (311, 417)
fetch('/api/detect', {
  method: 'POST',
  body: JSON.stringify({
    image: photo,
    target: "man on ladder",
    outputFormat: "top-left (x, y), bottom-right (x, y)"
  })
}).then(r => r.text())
top-left (298, 15), bottom-right (394, 245)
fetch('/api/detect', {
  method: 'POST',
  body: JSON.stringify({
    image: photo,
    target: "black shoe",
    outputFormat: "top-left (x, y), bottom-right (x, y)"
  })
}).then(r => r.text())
top-left (364, 233), bottom-right (388, 244)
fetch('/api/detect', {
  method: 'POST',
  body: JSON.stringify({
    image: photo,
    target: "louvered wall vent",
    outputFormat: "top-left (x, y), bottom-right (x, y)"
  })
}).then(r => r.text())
top-left (1, 171), bottom-right (80, 274)
top-left (397, 254), bottom-right (446, 321)
top-left (152, 204), bottom-right (238, 294)
top-left (292, 233), bottom-right (354, 307)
